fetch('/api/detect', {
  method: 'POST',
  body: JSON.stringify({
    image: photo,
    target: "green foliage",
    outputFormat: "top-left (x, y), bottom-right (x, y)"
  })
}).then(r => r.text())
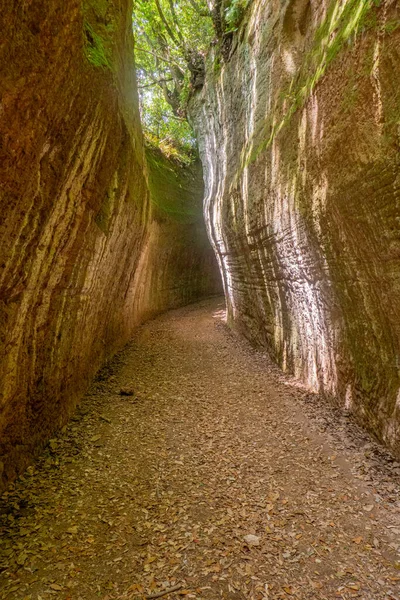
top-left (83, 21), bottom-right (112, 69)
top-left (144, 126), bottom-right (197, 166)
top-left (225, 0), bottom-right (250, 32)
top-left (133, 0), bottom-right (213, 160)
top-left (82, 0), bottom-right (115, 69)
top-left (384, 19), bottom-right (400, 34)
top-left (132, 0), bottom-right (255, 155)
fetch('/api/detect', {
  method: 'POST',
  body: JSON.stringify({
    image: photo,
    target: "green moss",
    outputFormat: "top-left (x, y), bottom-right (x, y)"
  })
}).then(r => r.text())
top-left (384, 19), bottom-right (400, 34)
top-left (94, 191), bottom-right (113, 234)
top-left (146, 149), bottom-right (204, 224)
top-left (82, 0), bottom-right (114, 70)
top-left (244, 0), bottom-right (383, 168)
top-left (312, 0), bottom-right (379, 70)
top-left (225, 0), bottom-right (251, 33)
top-left (84, 0), bottom-right (109, 19)
top-left (213, 55), bottom-right (223, 77)
top-left (83, 21), bottom-right (112, 69)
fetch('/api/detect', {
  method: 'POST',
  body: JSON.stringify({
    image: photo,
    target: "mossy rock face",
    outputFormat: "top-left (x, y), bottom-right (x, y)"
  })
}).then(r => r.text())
top-left (244, 0), bottom-right (384, 167)
top-left (190, 0), bottom-right (400, 456)
top-left (146, 148), bottom-right (205, 224)
top-left (130, 146), bottom-right (222, 336)
top-left (82, 0), bottom-right (115, 69)
top-left (83, 21), bottom-right (112, 68)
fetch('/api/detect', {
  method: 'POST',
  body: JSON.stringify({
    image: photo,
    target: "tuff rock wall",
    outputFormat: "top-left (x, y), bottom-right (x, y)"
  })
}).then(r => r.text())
top-left (135, 149), bottom-right (222, 319)
top-left (0, 0), bottom-right (220, 489)
top-left (191, 0), bottom-right (400, 455)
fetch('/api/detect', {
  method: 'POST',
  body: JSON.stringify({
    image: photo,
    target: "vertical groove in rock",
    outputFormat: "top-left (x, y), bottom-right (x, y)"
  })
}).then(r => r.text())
top-left (190, 0), bottom-right (400, 456)
top-left (0, 0), bottom-right (221, 488)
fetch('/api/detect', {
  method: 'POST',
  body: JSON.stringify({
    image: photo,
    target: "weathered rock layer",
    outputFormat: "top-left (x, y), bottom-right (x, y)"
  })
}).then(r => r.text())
top-left (0, 0), bottom-right (220, 488)
top-left (191, 0), bottom-right (400, 455)
top-left (135, 149), bottom-right (221, 320)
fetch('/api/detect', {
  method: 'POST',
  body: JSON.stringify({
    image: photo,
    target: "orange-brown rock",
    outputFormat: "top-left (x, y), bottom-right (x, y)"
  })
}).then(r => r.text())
top-left (0, 0), bottom-right (220, 489)
top-left (191, 0), bottom-right (400, 455)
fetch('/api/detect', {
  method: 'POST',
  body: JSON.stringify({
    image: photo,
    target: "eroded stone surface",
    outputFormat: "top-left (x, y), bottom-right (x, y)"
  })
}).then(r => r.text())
top-left (135, 149), bottom-right (222, 319)
top-left (191, 0), bottom-right (400, 455)
top-left (0, 0), bottom-right (220, 489)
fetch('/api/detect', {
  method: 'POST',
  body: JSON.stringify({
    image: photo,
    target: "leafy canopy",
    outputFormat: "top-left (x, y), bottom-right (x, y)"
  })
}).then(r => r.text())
top-left (132, 0), bottom-right (251, 161)
top-left (133, 0), bottom-right (212, 161)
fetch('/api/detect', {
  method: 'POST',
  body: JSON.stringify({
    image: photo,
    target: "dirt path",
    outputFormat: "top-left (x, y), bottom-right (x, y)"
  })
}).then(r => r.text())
top-left (1, 298), bottom-right (400, 600)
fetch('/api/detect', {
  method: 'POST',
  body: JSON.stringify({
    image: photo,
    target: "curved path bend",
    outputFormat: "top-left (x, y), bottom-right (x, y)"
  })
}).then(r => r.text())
top-left (1, 298), bottom-right (399, 600)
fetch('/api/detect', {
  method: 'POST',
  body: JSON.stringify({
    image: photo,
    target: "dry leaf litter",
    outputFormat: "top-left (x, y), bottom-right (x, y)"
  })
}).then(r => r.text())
top-left (1, 299), bottom-right (400, 600)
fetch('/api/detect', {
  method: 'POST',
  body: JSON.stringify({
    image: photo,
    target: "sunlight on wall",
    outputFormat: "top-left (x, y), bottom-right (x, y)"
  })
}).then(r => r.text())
top-left (201, 82), bottom-right (237, 321)
top-left (371, 38), bottom-right (384, 131)
top-left (282, 49), bottom-right (296, 75)
top-left (190, 0), bottom-right (400, 457)
top-left (195, 0), bottom-right (380, 397)
top-left (247, 0), bottom-right (266, 36)
top-left (269, 173), bottom-right (337, 394)
top-left (200, 48), bottom-right (338, 394)
top-left (241, 44), bottom-right (258, 238)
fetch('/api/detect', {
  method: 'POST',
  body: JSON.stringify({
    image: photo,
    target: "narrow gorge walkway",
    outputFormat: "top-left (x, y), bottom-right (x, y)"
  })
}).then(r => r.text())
top-left (1, 299), bottom-right (400, 600)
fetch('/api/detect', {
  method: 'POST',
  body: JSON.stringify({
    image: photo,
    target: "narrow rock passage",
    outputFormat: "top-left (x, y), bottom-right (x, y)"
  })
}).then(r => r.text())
top-left (1, 299), bottom-right (399, 600)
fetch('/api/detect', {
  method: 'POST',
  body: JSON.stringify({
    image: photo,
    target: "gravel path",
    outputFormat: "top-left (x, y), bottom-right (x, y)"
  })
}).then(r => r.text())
top-left (1, 298), bottom-right (400, 600)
